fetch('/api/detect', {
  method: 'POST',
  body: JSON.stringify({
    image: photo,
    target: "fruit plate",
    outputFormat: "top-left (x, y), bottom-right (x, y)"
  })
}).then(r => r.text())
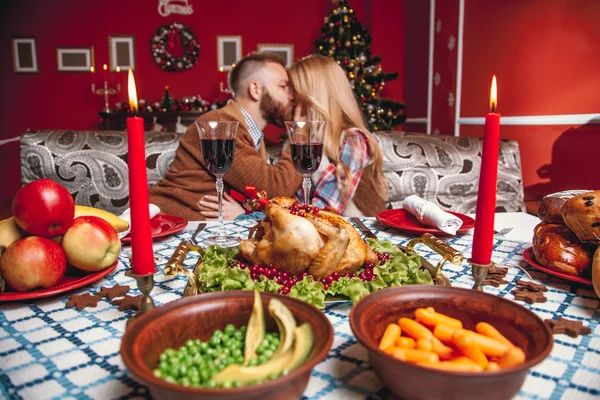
top-left (522, 247), bottom-right (593, 286)
top-left (376, 209), bottom-right (475, 236)
top-left (121, 214), bottom-right (188, 244)
top-left (0, 260), bottom-right (118, 301)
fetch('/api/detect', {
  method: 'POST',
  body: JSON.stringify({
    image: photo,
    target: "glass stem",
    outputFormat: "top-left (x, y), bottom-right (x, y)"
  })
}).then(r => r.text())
top-left (216, 175), bottom-right (225, 237)
top-left (302, 175), bottom-right (312, 205)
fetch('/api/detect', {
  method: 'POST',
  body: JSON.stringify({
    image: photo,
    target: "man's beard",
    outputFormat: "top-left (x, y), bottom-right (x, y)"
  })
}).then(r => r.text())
top-left (260, 90), bottom-right (291, 128)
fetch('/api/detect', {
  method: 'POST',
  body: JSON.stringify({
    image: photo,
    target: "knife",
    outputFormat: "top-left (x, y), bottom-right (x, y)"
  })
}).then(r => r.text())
top-left (350, 217), bottom-right (378, 239)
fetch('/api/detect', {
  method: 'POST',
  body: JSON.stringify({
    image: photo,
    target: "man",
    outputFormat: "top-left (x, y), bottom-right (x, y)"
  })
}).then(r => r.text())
top-left (149, 52), bottom-right (302, 220)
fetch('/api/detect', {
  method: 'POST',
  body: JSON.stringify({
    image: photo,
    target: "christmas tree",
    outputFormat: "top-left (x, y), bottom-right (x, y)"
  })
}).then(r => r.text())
top-left (161, 85), bottom-right (174, 111)
top-left (314, 0), bottom-right (406, 131)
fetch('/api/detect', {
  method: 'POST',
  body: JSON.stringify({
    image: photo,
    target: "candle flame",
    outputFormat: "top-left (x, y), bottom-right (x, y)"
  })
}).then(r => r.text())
top-left (116, 66), bottom-right (120, 73)
top-left (219, 66), bottom-right (224, 72)
top-left (128, 69), bottom-right (138, 112)
top-left (90, 66), bottom-right (94, 73)
top-left (103, 64), bottom-right (107, 71)
top-left (490, 75), bottom-right (497, 113)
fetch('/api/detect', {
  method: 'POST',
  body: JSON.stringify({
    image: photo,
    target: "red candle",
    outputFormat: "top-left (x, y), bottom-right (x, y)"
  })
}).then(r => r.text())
top-left (219, 66), bottom-right (225, 88)
top-left (116, 66), bottom-right (120, 83)
top-left (103, 64), bottom-right (108, 83)
top-left (126, 69), bottom-right (155, 275)
top-left (471, 76), bottom-right (500, 265)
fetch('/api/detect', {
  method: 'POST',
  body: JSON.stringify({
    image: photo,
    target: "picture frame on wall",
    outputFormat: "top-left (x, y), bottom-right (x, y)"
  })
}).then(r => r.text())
top-left (109, 35), bottom-right (135, 71)
top-left (11, 37), bottom-right (38, 74)
top-left (217, 36), bottom-right (242, 71)
top-left (257, 44), bottom-right (294, 68)
top-left (57, 47), bottom-right (94, 72)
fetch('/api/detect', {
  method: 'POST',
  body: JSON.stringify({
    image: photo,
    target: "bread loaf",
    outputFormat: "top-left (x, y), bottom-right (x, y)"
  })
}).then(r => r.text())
top-left (561, 190), bottom-right (600, 244)
top-left (532, 223), bottom-right (593, 277)
top-left (537, 190), bottom-right (592, 224)
top-left (592, 247), bottom-right (600, 298)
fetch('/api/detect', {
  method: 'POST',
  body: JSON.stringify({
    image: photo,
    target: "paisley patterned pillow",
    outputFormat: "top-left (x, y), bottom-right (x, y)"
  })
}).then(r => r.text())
top-left (20, 130), bottom-right (184, 215)
top-left (376, 131), bottom-right (525, 213)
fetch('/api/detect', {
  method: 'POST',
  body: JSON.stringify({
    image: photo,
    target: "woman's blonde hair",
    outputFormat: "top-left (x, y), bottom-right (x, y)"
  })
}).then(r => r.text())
top-left (288, 54), bottom-right (389, 202)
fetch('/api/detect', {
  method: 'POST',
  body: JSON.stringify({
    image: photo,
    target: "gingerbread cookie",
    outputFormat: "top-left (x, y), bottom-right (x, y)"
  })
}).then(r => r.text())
top-left (112, 295), bottom-right (143, 311)
top-left (545, 317), bottom-right (592, 338)
top-left (515, 280), bottom-right (547, 292)
top-left (66, 293), bottom-right (103, 310)
top-left (511, 289), bottom-right (547, 304)
top-left (97, 284), bottom-right (130, 300)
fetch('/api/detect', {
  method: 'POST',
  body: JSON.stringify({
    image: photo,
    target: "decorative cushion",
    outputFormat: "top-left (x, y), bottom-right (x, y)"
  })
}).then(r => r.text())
top-left (20, 130), bottom-right (184, 215)
top-left (377, 131), bottom-right (525, 213)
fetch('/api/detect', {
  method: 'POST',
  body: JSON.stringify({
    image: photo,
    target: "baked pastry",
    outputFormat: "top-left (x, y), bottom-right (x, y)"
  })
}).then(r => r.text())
top-left (561, 190), bottom-right (600, 244)
top-left (537, 190), bottom-right (593, 224)
top-left (532, 223), bottom-right (593, 277)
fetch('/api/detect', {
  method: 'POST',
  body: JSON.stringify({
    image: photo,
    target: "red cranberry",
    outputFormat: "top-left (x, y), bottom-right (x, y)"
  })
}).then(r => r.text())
top-left (300, 272), bottom-right (309, 278)
top-left (280, 286), bottom-right (291, 295)
top-left (239, 263), bottom-right (246, 270)
top-left (250, 272), bottom-right (258, 280)
top-left (325, 275), bottom-right (334, 284)
top-left (312, 208), bottom-right (319, 214)
top-left (332, 272), bottom-right (340, 280)
top-left (298, 212), bottom-right (305, 217)
top-left (323, 283), bottom-right (330, 290)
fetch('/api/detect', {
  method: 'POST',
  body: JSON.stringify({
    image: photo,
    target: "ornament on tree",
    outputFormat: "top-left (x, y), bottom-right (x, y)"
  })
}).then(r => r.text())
top-left (314, 0), bottom-right (406, 130)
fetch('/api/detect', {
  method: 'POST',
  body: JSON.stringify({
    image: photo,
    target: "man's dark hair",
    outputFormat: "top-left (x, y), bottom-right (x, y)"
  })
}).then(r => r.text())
top-left (228, 52), bottom-right (286, 97)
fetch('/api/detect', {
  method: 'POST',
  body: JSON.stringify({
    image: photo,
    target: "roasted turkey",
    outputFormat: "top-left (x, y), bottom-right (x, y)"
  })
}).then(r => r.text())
top-left (239, 197), bottom-right (378, 278)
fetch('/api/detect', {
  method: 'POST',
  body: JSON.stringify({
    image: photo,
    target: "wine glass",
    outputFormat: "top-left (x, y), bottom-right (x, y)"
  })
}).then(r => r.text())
top-left (195, 120), bottom-right (239, 248)
top-left (285, 121), bottom-right (327, 205)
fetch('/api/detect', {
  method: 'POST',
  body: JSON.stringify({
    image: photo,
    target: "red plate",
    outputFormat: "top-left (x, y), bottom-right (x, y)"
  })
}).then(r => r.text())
top-left (522, 247), bottom-right (593, 286)
top-left (121, 214), bottom-right (188, 244)
top-left (376, 208), bottom-right (475, 235)
top-left (0, 260), bottom-right (118, 302)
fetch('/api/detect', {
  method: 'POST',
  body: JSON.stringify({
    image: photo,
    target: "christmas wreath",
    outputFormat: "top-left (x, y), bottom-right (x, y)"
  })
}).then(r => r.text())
top-left (150, 22), bottom-right (200, 72)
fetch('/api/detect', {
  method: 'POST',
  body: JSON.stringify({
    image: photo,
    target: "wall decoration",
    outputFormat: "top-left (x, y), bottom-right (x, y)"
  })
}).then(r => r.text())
top-left (11, 37), bottom-right (38, 74)
top-left (109, 36), bottom-right (135, 72)
top-left (257, 43), bottom-right (294, 68)
top-left (158, 0), bottom-right (193, 17)
top-left (150, 22), bottom-right (199, 72)
top-left (217, 36), bottom-right (242, 71)
top-left (57, 47), bottom-right (94, 72)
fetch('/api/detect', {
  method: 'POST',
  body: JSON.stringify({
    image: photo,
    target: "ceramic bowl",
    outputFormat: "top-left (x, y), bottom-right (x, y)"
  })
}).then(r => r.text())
top-left (121, 291), bottom-right (333, 400)
top-left (350, 285), bottom-right (553, 400)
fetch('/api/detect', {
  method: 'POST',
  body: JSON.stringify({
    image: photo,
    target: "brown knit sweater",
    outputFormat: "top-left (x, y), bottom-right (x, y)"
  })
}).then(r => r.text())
top-left (148, 100), bottom-right (303, 220)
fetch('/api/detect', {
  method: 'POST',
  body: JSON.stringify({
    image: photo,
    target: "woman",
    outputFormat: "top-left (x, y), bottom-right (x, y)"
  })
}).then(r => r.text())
top-left (200, 54), bottom-right (389, 218)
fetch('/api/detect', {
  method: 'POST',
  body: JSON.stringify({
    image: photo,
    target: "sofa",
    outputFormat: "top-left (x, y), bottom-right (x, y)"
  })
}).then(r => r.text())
top-left (20, 129), bottom-right (526, 216)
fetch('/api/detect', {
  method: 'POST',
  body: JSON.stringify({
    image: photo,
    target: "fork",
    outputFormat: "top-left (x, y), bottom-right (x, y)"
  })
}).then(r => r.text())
top-left (190, 223), bottom-right (207, 245)
top-left (494, 227), bottom-right (513, 236)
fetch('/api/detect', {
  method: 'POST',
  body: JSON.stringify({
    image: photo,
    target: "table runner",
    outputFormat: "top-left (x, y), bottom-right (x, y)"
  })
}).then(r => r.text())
top-left (0, 219), bottom-right (598, 400)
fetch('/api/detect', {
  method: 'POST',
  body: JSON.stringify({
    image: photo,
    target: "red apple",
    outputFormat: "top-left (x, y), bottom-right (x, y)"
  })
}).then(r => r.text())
top-left (13, 179), bottom-right (75, 237)
top-left (61, 216), bottom-right (121, 271)
top-left (0, 236), bottom-right (67, 292)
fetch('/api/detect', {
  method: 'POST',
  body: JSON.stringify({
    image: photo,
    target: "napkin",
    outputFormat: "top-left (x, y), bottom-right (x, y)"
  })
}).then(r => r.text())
top-left (118, 204), bottom-right (161, 238)
top-left (402, 195), bottom-right (463, 235)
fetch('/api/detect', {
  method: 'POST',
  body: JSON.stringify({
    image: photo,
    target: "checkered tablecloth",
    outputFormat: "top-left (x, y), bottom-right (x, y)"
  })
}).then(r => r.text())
top-left (1, 219), bottom-right (598, 400)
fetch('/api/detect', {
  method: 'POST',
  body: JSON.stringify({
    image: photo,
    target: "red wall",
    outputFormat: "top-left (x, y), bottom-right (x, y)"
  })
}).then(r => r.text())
top-left (0, 0), bottom-right (405, 201)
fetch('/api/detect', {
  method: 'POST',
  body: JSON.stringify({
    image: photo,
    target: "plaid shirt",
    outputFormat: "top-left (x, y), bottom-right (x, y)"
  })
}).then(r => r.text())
top-left (238, 105), bottom-right (263, 150)
top-left (297, 129), bottom-right (371, 214)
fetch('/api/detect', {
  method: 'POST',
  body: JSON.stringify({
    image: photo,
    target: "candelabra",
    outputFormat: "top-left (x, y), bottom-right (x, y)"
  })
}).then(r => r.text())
top-left (220, 82), bottom-right (231, 94)
top-left (92, 80), bottom-right (121, 113)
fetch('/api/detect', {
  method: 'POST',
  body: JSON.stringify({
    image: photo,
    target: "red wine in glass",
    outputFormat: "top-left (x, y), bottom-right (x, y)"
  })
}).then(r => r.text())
top-left (201, 138), bottom-right (235, 175)
top-left (291, 142), bottom-right (323, 174)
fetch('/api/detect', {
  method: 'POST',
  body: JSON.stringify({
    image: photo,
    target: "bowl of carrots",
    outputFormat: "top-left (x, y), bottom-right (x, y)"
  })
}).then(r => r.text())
top-left (349, 286), bottom-right (553, 400)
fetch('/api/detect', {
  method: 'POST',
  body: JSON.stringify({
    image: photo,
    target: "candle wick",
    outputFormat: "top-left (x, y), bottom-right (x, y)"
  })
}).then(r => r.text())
top-left (491, 103), bottom-right (496, 113)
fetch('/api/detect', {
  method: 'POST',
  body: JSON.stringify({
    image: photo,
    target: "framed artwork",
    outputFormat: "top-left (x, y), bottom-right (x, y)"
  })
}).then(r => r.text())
top-left (217, 36), bottom-right (242, 71)
top-left (257, 44), bottom-right (294, 68)
top-left (11, 37), bottom-right (38, 74)
top-left (109, 35), bottom-right (135, 71)
top-left (57, 47), bottom-right (94, 72)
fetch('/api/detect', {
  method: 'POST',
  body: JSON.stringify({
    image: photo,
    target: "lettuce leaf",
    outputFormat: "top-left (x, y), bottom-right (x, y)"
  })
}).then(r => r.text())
top-left (289, 276), bottom-right (326, 309)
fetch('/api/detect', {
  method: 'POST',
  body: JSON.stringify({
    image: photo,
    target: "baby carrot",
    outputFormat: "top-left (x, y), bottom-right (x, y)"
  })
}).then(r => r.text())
top-left (388, 347), bottom-right (440, 364)
top-left (434, 325), bottom-right (509, 357)
top-left (486, 361), bottom-right (500, 371)
top-left (416, 338), bottom-right (433, 351)
top-left (452, 331), bottom-right (489, 369)
top-left (475, 322), bottom-right (514, 348)
top-left (419, 357), bottom-right (484, 372)
top-left (498, 347), bottom-right (526, 369)
top-left (379, 323), bottom-right (401, 351)
top-left (395, 336), bottom-right (416, 349)
top-left (398, 318), bottom-right (433, 340)
top-left (433, 324), bottom-right (456, 342)
top-left (415, 308), bottom-right (463, 329)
